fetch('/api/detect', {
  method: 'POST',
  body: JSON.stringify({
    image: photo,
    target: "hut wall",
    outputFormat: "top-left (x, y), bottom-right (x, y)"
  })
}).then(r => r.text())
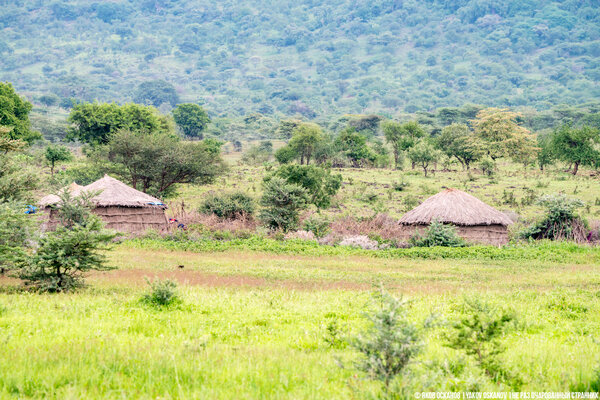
top-left (92, 206), bottom-right (167, 233)
top-left (399, 224), bottom-right (509, 246)
top-left (43, 206), bottom-right (167, 234)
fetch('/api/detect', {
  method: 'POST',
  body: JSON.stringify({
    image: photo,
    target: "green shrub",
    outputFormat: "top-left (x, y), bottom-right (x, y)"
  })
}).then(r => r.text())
top-left (445, 298), bottom-right (520, 388)
top-left (349, 288), bottom-right (424, 393)
top-left (518, 194), bottom-right (587, 241)
top-left (303, 214), bottom-right (330, 238)
top-left (200, 192), bottom-right (254, 219)
top-left (410, 220), bottom-right (466, 247)
top-left (141, 278), bottom-right (179, 307)
top-left (259, 177), bottom-right (308, 232)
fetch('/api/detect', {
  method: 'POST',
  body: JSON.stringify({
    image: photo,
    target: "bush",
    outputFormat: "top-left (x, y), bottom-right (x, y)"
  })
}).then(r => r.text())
top-left (350, 288), bottom-right (424, 392)
top-left (409, 220), bottom-right (466, 247)
top-left (302, 214), bottom-right (331, 238)
top-left (200, 192), bottom-right (254, 219)
top-left (270, 164), bottom-right (342, 209)
top-left (518, 194), bottom-right (587, 242)
top-left (141, 278), bottom-right (180, 307)
top-left (259, 177), bottom-right (308, 232)
top-left (339, 235), bottom-right (379, 250)
top-left (0, 202), bottom-right (37, 274)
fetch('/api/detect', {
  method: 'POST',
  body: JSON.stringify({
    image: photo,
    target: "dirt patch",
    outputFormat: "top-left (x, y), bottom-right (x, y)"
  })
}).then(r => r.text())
top-left (89, 269), bottom-right (374, 291)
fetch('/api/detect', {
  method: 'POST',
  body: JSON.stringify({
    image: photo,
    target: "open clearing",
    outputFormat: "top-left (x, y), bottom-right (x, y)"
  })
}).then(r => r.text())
top-left (1, 246), bottom-right (600, 398)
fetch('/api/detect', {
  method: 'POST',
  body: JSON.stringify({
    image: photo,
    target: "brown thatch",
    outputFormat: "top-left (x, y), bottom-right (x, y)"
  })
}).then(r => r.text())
top-left (39, 175), bottom-right (168, 234)
top-left (398, 189), bottom-right (513, 245)
top-left (399, 189), bottom-right (513, 226)
top-left (39, 182), bottom-right (83, 208)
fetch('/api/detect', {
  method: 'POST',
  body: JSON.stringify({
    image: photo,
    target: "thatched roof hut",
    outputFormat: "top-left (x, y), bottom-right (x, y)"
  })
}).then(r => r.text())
top-left (40, 175), bottom-right (167, 234)
top-left (398, 188), bottom-right (513, 245)
top-left (39, 182), bottom-right (83, 208)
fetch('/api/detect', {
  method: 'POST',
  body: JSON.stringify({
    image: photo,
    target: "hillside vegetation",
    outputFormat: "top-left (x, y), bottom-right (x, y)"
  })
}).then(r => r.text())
top-left (2, 0), bottom-right (600, 119)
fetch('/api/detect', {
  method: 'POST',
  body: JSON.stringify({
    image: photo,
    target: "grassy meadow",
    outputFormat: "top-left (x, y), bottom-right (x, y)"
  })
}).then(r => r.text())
top-left (3, 159), bottom-right (600, 398)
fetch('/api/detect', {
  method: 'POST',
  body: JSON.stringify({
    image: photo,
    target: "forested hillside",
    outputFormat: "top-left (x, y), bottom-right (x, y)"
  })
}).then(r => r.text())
top-left (1, 0), bottom-right (599, 119)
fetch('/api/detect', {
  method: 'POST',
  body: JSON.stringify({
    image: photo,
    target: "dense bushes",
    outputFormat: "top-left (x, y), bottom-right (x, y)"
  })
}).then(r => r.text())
top-left (519, 194), bottom-right (588, 242)
top-left (200, 192), bottom-right (255, 219)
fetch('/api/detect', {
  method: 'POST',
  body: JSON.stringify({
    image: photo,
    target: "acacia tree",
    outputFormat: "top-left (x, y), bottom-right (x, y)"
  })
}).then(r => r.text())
top-left (45, 144), bottom-right (73, 175)
top-left (407, 140), bottom-right (441, 177)
top-left (288, 122), bottom-right (323, 165)
top-left (270, 164), bottom-right (342, 209)
top-left (108, 130), bottom-right (226, 196)
top-left (259, 177), bottom-right (308, 232)
top-left (382, 120), bottom-right (425, 169)
top-left (437, 123), bottom-right (482, 169)
top-left (172, 103), bottom-right (210, 139)
top-left (471, 108), bottom-right (535, 161)
top-left (551, 125), bottom-right (600, 175)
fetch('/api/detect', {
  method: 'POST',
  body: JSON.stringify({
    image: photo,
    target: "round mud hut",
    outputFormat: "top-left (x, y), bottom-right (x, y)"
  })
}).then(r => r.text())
top-left (40, 175), bottom-right (168, 234)
top-left (398, 188), bottom-right (513, 245)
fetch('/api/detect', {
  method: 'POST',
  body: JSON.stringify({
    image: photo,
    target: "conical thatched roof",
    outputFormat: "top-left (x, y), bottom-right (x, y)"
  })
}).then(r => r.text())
top-left (39, 175), bottom-right (166, 209)
top-left (39, 182), bottom-right (84, 207)
top-left (399, 189), bottom-right (513, 226)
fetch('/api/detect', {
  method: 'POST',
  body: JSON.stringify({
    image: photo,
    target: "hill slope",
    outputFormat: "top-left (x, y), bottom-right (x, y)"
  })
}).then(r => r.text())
top-left (1, 0), bottom-right (599, 118)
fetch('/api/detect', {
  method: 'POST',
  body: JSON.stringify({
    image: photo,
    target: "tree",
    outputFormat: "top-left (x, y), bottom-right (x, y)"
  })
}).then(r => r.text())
top-left (274, 145), bottom-right (298, 164)
top-left (335, 127), bottom-right (376, 167)
top-left (0, 126), bottom-right (25, 153)
top-left (271, 164), bottom-right (342, 208)
top-left (0, 202), bottom-right (37, 274)
top-left (382, 120), bottom-right (425, 169)
top-left (18, 191), bottom-right (116, 292)
top-left (407, 141), bottom-right (441, 177)
top-left (437, 123), bottom-right (482, 170)
top-left (45, 144), bottom-right (73, 176)
top-left (537, 132), bottom-right (556, 171)
top-left (242, 141), bottom-right (272, 165)
top-left (108, 130), bottom-right (226, 196)
top-left (350, 288), bottom-right (424, 393)
top-left (0, 82), bottom-right (41, 145)
top-left (288, 122), bottom-right (323, 165)
top-left (134, 80), bottom-right (180, 108)
top-left (259, 177), bottom-right (308, 232)
top-left (551, 125), bottom-right (600, 175)
top-left (0, 153), bottom-right (38, 202)
top-left (471, 108), bottom-right (535, 161)
top-left (172, 103), bottom-right (210, 139)
top-left (67, 102), bottom-right (172, 145)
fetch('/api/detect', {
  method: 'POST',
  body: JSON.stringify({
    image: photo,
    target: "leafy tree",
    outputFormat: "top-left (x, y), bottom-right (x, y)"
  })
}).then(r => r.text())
top-left (382, 120), bottom-right (425, 169)
top-left (134, 80), bottom-right (180, 108)
top-left (108, 130), bottom-right (226, 196)
top-left (18, 191), bottom-right (116, 292)
top-left (472, 108), bottom-right (535, 161)
top-left (242, 141), bottom-right (272, 165)
top-left (0, 202), bottom-right (37, 274)
top-left (288, 122), bottom-right (323, 165)
top-left (407, 140), bottom-right (441, 177)
top-left (537, 132), bottom-right (556, 171)
top-left (259, 177), bottom-right (308, 231)
top-left (437, 123), bottom-right (482, 169)
top-left (67, 102), bottom-right (172, 145)
top-left (550, 125), bottom-right (600, 175)
top-left (45, 144), bottom-right (73, 176)
top-left (350, 288), bottom-right (424, 393)
top-left (172, 103), bottom-right (210, 138)
top-left (270, 164), bottom-right (342, 209)
top-left (335, 127), bottom-right (376, 167)
top-left (0, 82), bottom-right (41, 144)
top-left (277, 119), bottom-right (303, 139)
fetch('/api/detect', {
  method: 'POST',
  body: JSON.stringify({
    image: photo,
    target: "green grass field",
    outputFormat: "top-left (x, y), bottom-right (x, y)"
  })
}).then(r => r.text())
top-left (2, 242), bottom-right (600, 398)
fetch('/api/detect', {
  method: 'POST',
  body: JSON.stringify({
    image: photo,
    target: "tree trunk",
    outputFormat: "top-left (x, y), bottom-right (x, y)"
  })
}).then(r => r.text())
top-left (572, 162), bottom-right (579, 175)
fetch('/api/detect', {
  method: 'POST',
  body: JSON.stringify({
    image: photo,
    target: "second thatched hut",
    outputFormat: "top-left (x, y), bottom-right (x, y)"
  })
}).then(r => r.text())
top-left (40, 175), bottom-right (168, 234)
top-left (398, 188), bottom-right (513, 245)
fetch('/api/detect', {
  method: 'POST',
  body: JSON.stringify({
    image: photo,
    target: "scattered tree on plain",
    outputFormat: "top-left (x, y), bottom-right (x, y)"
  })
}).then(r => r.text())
top-left (172, 103), bottom-right (210, 139)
